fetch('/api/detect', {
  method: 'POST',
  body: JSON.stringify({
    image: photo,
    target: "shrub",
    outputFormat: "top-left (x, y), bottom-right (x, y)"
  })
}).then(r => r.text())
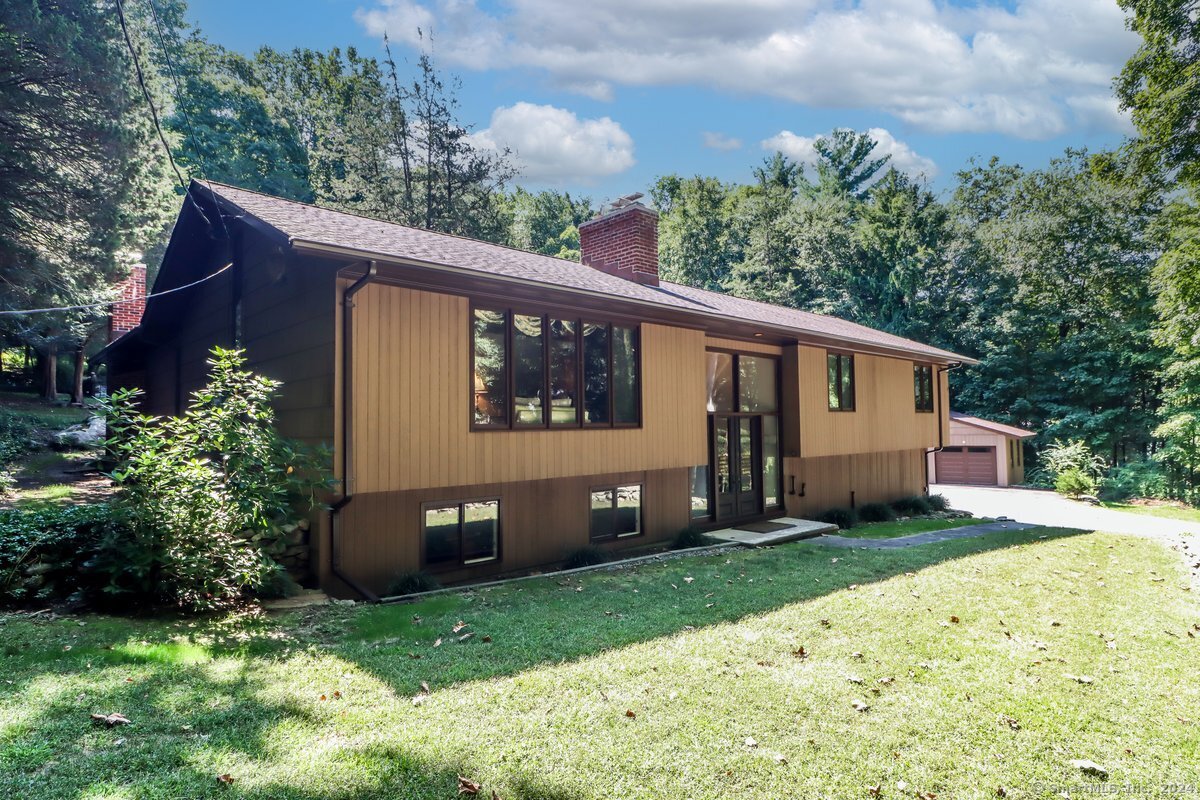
top-left (891, 495), bottom-right (932, 516)
top-left (1043, 439), bottom-right (1106, 480)
top-left (817, 507), bottom-right (857, 529)
top-left (925, 493), bottom-right (950, 512)
top-left (1100, 460), bottom-right (1170, 501)
top-left (98, 347), bottom-right (332, 611)
top-left (856, 502), bottom-right (896, 523)
top-left (386, 571), bottom-right (441, 596)
top-left (0, 503), bottom-right (128, 606)
top-left (1055, 467), bottom-right (1097, 498)
top-left (671, 526), bottom-right (712, 550)
top-left (563, 546), bottom-right (609, 570)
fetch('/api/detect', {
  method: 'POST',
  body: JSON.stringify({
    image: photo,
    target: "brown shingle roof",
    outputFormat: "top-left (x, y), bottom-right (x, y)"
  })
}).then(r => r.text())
top-left (201, 181), bottom-right (971, 363)
top-left (950, 412), bottom-right (1036, 438)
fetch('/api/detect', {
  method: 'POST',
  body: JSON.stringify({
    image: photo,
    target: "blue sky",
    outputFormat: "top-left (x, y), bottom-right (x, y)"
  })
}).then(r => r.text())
top-left (187, 0), bottom-right (1138, 203)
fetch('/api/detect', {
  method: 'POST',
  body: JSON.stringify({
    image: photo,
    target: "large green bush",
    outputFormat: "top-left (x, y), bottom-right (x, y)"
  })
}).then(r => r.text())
top-left (99, 347), bottom-right (331, 611)
top-left (1100, 460), bottom-right (1170, 501)
top-left (0, 503), bottom-right (126, 606)
top-left (1054, 467), bottom-right (1097, 498)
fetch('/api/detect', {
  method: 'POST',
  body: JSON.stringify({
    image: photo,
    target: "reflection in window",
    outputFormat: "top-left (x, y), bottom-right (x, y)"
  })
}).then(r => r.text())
top-left (590, 484), bottom-right (642, 541)
top-left (583, 323), bottom-right (610, 424)
top-left (612, 325), bottom-right (639, 424)
top-left (827, 352), bottom-right (855, 411)
top-left (762, 416), bottom-right (781, 507)
top-left (689, 465), bottom-right (710, 520)
top-left (706, 351), bottom-right (734, 412)
top-left (513, 314), bottom-right (545, 425)
top-left (424, 499), bottom-right (499, 567)
top-left (549, 319), bottom-right (578, 425)
top-left (473, 310), bottom-right (507, 426)
top-left (738, 355), bottom-right (778, 412)
top-left (913, 364), bottom-right (934, 412)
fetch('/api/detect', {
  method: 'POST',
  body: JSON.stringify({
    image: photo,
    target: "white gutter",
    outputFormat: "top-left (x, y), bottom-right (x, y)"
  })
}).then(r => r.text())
top-left (290, 237), bottom-right (979, 366)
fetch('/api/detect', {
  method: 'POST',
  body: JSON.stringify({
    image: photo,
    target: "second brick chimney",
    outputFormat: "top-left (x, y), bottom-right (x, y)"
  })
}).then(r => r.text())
top-left (578, 198), bottom-right (659, 287)
top-left (109, 263), bottom-right (147, 342)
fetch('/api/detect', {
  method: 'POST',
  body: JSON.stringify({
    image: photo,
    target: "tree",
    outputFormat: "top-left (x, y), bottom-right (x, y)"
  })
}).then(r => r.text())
top-left (503, 188), bottom-right (593, 260)
top-left (651, 175), bottom-right (743, 289)
top-left (812, 129), bottom-right (891, 199)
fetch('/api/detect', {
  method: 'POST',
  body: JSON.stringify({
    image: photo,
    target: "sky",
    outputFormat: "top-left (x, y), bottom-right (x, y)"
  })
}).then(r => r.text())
top-left (186, 0), bottom-right (1140, 203)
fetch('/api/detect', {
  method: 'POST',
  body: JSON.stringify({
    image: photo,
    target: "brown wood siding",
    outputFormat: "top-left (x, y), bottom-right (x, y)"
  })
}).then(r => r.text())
top-left (781, 449), bottom-right (928, 518)
top-left (794, 345), bottom-right (944, 458)
top-left (345, 283), bottom-right (708, 494)
top-left (338, 467), bottom-right (689, 592)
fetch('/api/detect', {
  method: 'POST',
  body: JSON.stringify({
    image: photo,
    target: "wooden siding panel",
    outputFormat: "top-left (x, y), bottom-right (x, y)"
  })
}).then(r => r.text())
top-left (782, 449), bottom-right (928, 519)
top-left (349, 285), bottom-right (708, 493)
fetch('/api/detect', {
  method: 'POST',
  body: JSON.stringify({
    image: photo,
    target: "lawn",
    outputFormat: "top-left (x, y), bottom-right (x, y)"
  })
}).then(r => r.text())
top-left (837, 516), bottom-right (983, 539)
top-left (1101, 500), bottom-right (1200, 524)
top-left (1, 527), bottom-right (1197, 799)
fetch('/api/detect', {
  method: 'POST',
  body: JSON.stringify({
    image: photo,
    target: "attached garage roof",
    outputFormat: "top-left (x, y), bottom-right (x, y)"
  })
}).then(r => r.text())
top-left (950, 412), bottom-right (1036, 439)
top-left (197, 181), bottom-right (974, 365)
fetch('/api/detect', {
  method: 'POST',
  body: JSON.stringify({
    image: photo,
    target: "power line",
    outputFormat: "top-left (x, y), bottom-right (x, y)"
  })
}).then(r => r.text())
top-left (0, 263), bottom-right (233, 317)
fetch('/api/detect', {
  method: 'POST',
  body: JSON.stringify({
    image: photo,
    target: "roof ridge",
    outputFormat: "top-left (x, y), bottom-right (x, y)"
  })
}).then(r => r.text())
top-left (196, 179), bottom-right (590, 269)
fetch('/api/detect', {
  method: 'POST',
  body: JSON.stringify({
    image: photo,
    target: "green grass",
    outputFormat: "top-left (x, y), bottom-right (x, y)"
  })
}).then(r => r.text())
top-left (0, 391), bottom-right (91, 429)
top-left (1102, 500), bottom-right (1200, 524)
top-left (1, 527), bottom-right (1197, 799)
top-left (11, 483), bottom-right (74, 508)
top-left (837, 516), bottom-right (984, 539)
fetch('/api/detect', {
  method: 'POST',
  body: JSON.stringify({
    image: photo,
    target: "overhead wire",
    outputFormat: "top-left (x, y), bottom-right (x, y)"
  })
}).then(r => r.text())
top-left (0, 262), bottom-right (233, 317)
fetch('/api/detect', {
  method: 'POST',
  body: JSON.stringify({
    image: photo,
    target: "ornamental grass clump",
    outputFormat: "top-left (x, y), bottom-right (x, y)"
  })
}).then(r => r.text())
top-left (100, 347), bottom-right (331, 611)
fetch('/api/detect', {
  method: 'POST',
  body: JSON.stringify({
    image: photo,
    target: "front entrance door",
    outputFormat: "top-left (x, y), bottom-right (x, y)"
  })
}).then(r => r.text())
top-left (712, 415), bottom-right (762, 521)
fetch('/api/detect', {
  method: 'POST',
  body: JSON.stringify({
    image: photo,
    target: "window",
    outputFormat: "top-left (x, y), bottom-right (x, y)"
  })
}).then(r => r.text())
top-left (827, 352), bottom-right (855, 411)
top-left (423, 499), bottom-right (499, 567)
top-left (706, 351), bottom-right (734, 412)
top-left (590, 484), bottom-right (642, 541)
top-left (471, 306), bottom-right (640, 429)
top-left (762, 415), bottom-right (781, 508)
top-left (689, 465), bottom-right (710, 519)
top-left (914, 364), bottom-right (934, 413)
top-left (739, 355), bottom-right (778, 412)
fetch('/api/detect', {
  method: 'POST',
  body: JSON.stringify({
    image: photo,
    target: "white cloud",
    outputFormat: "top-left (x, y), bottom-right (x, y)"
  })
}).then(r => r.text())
top-left (762, 127), bottom-right (938, 179)
top-left (470, 102), bottom-right (635, 184)
top-left (353, 0), bottom-right (1139, 139)
top-left (702, 131), bottom-right (743, 151)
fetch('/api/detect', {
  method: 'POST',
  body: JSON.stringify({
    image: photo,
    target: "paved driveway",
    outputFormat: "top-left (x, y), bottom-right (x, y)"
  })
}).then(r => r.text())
top-left (933, 484), bottom-right (1200, 538)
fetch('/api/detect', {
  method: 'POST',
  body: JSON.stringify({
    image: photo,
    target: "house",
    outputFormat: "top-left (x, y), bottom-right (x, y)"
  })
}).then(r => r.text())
top-left (927, 412), bottom-right (1035, 487)
top-left (102, 181), bottom-right (975, 598)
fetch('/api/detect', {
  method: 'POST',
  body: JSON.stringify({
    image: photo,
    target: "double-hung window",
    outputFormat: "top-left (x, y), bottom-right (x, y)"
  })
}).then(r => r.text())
top-left (827, 352), bottom-right (855, 411)
top-left (472, 307), bottom-right (640, 429)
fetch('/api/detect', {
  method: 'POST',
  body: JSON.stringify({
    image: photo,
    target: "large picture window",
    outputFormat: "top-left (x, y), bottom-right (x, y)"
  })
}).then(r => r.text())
top-left (827, 352), bottom-right (855, 411)
top-left (423, 499), bottom-right (500, 567)
top-left (914, 364), bottom-right (934, 413)
top-left (590, 484), bottom-right (642, 541)
top-left (472, 306), bottom-right (639, 430)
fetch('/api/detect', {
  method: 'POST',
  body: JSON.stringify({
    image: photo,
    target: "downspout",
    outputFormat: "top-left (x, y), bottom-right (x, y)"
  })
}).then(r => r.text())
top-left (329, 261), bottom-right (379, 602)
top-left (924, 361), bottom-right (963, 493)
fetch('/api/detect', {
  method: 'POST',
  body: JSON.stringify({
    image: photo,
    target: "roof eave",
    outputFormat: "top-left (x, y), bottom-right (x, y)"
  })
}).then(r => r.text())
top-left (289, 237), bottom-right (978, 366)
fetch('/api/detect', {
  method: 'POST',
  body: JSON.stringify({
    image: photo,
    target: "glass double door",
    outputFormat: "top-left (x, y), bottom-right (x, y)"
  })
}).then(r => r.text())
top-left (712, 415), bottom-right (763, 521)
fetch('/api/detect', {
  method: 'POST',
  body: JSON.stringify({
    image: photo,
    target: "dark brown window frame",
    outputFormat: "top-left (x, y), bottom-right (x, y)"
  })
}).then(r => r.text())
top-left (588, 482), bottom-right (645, 542)
top-left (470, 303), bottom-right (641, 431)
top-left (827, 351), bottom-right (856, 412)
top-left (914, 363), bottom-right (935, 413)
top-left (420, 496), bottom-right (502, 570)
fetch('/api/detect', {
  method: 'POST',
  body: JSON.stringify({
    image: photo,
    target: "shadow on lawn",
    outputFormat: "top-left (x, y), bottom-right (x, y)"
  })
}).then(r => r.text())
top-left (1, 525), bottom-right (1092, 799)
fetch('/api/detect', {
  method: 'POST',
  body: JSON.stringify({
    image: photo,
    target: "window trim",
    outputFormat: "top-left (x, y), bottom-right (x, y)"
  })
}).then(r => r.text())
top-left (420, 496), bottom-right (502, 571)
top-left (826, 350), bottom-right (856, 412)
top-left (470, 302), bottom-right (642, 431)
top-left (914, 363), bottom-right (935, 413)
top-left (588, 482), bottom-right (645, 542)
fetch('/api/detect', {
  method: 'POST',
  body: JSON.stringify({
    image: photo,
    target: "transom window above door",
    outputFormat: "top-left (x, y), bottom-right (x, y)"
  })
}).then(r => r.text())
top-left (472, 307), bottom-right (640, 430)
top-left (705, 351), bottom-right (778, 413)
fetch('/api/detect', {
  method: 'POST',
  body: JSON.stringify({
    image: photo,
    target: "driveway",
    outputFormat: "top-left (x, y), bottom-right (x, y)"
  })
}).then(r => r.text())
top-left (933, 484), bottom-right (1200, 538)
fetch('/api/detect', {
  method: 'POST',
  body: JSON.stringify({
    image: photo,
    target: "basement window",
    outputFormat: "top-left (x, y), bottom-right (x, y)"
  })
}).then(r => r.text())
top-left (423, 499), bottom-right (500, 568)
top-left (827, 352), bottom-right (855, 411)
top-left (590, 484), bottom-right (643, 541)
top-left (914, 364), bottom-right (934, 412)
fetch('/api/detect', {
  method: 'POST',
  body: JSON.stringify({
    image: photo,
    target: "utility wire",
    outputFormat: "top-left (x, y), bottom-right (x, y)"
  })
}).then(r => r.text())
top-left (0, 263), bottom-right (233, 317)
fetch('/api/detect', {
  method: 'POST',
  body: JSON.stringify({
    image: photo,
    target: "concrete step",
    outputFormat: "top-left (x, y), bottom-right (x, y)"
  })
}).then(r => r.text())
top-left (706, 517), bottom-right (839, 547)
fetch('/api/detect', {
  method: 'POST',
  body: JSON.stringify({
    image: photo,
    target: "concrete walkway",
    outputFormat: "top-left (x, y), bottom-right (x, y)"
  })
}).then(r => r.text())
top-left (815, 519), bottom-right (1037, 549)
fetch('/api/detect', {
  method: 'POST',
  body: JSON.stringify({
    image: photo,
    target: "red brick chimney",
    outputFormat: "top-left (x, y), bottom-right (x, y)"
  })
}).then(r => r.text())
top-left (109, 263), bottom-right (147, 341)
top-left (578, 197), bottom-right (659, 287)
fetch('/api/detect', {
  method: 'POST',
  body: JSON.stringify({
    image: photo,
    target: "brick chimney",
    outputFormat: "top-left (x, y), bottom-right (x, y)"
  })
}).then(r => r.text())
top-left (109, 263), bottom-right (147, 341)
top-left (578, 197), bottom-right (659, 287)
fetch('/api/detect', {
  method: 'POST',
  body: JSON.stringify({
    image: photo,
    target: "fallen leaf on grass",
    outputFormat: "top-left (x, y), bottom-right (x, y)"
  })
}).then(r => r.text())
top-left (217, 773), bottom-right (235, 785)
top-left (625, 709), bottom-right (636, 718)
top-left (1066, 674), bottom-right (1094, 685)
top-left (773, 754), bottom-right (788, 764)
top-left (792, 646), bottom-right (808, 659)
top-left (458, 775), bottom-right (482, 794)
top-left (852, 700), bottom-right (870, 712)
top-left (452, 621), bottom-right (468, 633)
top-left (868, 785), bottom-right (881, 797)
top-left (877, 676), bottom-right (895, 685)
top-left (1069, 759), bottom-right (1108, 779)
top-left (744, 737), bottom-right (758, 748)
top-left (482, 635), bottom-right (492, 643)
top-left (949, 615), bottom-right (960, 624)
top-left (433, 638), bottom-right (443, 648)
top-left (1002, 715), bottom-right (1021, 730)
top-left (684, 576), bottom-right (694, 584)
top-left (847, 675), bottom-right (865, 685)
top-left (458, 632), bottom-right (474, 642)
top-left (852, 652), bottom-right (863, 659)
top-left (90, 713), bottom-right (131, 727)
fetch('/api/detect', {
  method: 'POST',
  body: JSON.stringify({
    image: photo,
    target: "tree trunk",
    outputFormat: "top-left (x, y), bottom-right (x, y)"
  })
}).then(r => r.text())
top-left (40, 345), bottom-right (58, 402)
top-left (71, 345), bottom-right (86, 405)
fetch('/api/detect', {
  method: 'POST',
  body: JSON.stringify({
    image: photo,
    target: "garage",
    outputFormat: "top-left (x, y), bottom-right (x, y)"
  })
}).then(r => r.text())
top-left (935, 446), bottom-right (997, 486)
